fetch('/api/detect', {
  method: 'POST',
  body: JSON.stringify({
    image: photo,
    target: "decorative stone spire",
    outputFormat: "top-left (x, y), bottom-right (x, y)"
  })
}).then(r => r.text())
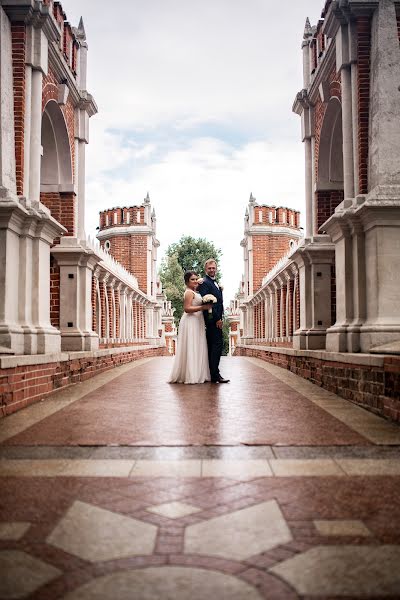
top-left (77, 17), bottom-right (86, 40)
top-left (249, 193), bottom-right (255, 204)
top-left (144, 192), bottom-right (150, 204)
top-left (303, 17), bottom-right (313, 39)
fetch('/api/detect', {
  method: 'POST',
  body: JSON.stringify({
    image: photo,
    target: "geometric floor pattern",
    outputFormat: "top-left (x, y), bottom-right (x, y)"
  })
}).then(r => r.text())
top-left (0, 356), bottom-right (400, 599)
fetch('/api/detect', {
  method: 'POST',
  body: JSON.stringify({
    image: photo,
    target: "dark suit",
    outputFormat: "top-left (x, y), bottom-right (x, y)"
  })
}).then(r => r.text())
top-left (198, 275), bottom-right (224, 382)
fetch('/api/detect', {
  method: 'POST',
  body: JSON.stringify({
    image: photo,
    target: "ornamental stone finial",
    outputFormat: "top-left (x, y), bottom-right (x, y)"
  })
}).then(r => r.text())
top-left (77, 17), bottom-right (86, 40)
top-left (249, 193), bottom-right (255, 203)
top-left (304, 17), bottom-right (313, 39)
top-left (144, 192), bottom-right (150, 203)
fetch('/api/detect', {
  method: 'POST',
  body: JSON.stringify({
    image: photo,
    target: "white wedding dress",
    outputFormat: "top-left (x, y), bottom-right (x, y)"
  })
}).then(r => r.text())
top-left (169, 292), bottom-right (210, 384)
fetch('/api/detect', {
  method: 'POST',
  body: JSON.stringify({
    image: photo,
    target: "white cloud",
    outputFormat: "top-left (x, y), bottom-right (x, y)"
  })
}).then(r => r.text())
top-left (85, 133), bottom-right (304, 301)
top-left (62, 0), bottom-right (325, 301)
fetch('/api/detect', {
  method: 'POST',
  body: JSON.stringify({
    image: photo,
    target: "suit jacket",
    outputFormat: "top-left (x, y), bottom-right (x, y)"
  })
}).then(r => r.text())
top-left (197, 275), bottom-right (224, 326)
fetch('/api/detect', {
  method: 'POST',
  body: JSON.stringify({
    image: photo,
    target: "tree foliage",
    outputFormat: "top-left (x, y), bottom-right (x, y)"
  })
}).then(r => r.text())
top-left (165, 236), bottom-right (222, 281)
top-left (158, 254), bottom-right (186, 323)
top-left (159, 235), bottom-right (223, 322)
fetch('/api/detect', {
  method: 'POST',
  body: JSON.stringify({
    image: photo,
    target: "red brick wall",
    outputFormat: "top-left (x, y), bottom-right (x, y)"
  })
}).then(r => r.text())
top-left (40, 192), bottom-right (76, 236)
top-left (357, 16), bottom-right (371, 194)
top-left (99, 234), bottom-right (148, 293)
top-left (11, 25), bottom-right (26, 196)
top-left (100, 282), bottom-right (106, 338)
top-left (50, 256), bottom-right (60, 328)
top-left (235, 346), bottom-right (400, 424)
top-left (91, 275), bottom-right (98, 333)
top-left (331, 264), bottom-right (336, 327)
top-left (107, 287), bottom-right (114, 338)
top-left (295, 272), bottom-right (300, 331)
top-left (252, 234), bottom-right (295, 293)
top-left (316, 189), bottom-right (344, 232)
top-left (0, 345), bottom-right (169, 417)
top-left (115, 290), bottom-right (120, 338)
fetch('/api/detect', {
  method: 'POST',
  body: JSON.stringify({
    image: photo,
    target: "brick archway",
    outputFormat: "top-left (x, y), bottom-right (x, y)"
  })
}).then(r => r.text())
top-left (316, 97), bottom-right (344, 232)
top-left (40, 100), bottom-right (76, 237)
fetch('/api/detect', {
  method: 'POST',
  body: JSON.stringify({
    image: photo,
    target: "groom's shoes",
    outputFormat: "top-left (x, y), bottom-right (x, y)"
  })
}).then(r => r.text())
top-left (218, 377), bottom-right (230, 383)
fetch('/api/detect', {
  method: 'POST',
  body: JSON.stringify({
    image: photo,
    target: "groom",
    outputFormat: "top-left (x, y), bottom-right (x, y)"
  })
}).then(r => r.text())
top-left (198, 259), bottom-right (230, 384)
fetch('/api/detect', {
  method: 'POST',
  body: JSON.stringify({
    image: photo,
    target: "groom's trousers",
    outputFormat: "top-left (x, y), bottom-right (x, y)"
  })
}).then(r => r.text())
top-left (206, 324), bottom-right (223, 382)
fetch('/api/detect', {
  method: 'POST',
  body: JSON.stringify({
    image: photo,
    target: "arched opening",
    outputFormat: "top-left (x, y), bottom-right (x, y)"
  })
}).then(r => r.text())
top-left (41, 100), bottom-right (73, 190)
top-left (96, 283), bottom-right (101, 337)
top-left (40, 100), bottom-right (75, 235)
top-left (316, 97), bottom-right (344, 232)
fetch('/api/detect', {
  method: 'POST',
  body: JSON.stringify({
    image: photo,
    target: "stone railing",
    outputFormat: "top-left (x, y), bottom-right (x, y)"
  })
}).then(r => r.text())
top-left (51, 236), bottom-right (162, 351)
top-left (239, 236), bottom-right (335, 350)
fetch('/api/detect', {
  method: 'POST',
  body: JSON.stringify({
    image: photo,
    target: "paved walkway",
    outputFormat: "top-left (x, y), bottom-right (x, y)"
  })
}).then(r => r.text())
top-left (1, 356), bottom-right (400, 599)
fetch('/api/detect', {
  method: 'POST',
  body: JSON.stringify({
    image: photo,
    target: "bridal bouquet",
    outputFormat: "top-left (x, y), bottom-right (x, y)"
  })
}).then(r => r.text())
top-left (202, 294), bottom-right (217, 319)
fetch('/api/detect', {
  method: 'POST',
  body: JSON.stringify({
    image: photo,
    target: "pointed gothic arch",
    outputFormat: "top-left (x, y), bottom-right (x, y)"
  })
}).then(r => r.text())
top-left (317, 97), bottom-right (344, 188)
top-left (41, 100), bottom-right (73, 191)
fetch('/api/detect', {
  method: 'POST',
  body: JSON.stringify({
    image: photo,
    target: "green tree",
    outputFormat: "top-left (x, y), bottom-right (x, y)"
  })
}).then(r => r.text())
top-left (222, 320), bottom-right (230, 356)
top-left (159, 236), bottom-right (223, 322)
top-left (158, 254), bottom-right (185, 322)
top-left (166, 236), bottom-right (222, 282)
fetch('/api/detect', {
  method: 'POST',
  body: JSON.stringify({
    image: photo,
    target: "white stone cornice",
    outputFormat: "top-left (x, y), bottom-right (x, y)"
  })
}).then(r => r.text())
top-left (247, 225), bottom-right (303, 238)
top-left (96, 225), bottom-right (154, 239)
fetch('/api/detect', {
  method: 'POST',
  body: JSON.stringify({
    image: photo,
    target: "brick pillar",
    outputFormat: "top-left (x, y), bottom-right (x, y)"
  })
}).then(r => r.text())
top-left (91, 273), bottom-right (97, 334)
top-left (100, 281), bottom-right (106, 338)
top-left (281, 284), bottom-right (287, 338)
top-left (275, 286), bottom-right (281, 338)
top-left (115, 286), bottom-right (120, 339)
top-left (288, 278), bottom-right (295, 337)
top-left (295, 272), bottom-right (300, 333)
top-left (50, 256), bottom-right (60, 329)
top-left (107, 284), bottom-right (114, 339)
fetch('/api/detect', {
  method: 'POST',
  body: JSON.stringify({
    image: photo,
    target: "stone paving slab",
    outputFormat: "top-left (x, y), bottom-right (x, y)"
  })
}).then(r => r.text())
top-left (0, 475), bottom-right (400, 599)
top-left (1, 358), bottom-right (374, 447)
top-left (1, 444), bottom-right (400, 461)
top-left (2, 457), bottom-right (400, 478)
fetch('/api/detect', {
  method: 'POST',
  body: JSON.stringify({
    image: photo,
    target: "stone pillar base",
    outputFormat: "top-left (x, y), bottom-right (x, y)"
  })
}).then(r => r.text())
top-left (36, 327), bottom-right (62, 354)
top-left (0, 326), bottom-right (24, 355)
top-left (360, 326), bottom-right (400, 353)
top-left (60, 330), bottom-right (99, 352)
top-left (325, 326), bottom-right (348, 352)
top-left (293, 329), bottom-right (326, 350)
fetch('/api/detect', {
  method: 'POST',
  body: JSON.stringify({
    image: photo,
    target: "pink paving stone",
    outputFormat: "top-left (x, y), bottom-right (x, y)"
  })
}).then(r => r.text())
top-left (3, 358), bottom-right (369, 447)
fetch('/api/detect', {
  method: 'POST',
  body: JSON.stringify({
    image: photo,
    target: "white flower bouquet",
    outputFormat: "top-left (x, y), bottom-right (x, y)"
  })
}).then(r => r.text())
top-left (202, 294), bottom-right (217, 318)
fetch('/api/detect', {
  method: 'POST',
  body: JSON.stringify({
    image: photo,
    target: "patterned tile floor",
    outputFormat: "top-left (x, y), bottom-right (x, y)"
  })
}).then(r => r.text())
top-left (0, 356), bottom-right (400, 599)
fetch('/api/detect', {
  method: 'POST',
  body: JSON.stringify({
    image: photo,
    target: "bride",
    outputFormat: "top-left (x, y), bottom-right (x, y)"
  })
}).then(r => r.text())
top-left (168, 271), bottom-right (213, 384)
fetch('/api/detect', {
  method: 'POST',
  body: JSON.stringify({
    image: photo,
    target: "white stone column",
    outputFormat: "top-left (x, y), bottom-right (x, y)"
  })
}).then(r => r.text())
top-left (341, 65), bottom-right (355, 200)
top-left (368, 0), bottom-right (400, 192)
top-left (0, 6), bottom-right (17, 196)
top-left (29, 68), bottom-right (43, 203)
top-left (74, 108), bottom-right (89, 241)
top-left (304, 137), bottom-right (314, 236)
top-left (336, 24), bottom-right (355, 200)
top-left (346, 221), bottom-right (366, 352)
top-left (325, 222), bottom-right (353, 352)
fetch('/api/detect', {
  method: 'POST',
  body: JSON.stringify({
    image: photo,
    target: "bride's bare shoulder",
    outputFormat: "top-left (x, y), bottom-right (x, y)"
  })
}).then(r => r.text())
top-left (184, 289), bottom-right (195, 298)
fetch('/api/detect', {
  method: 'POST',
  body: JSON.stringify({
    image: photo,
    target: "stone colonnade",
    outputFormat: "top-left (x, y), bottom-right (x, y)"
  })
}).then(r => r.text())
top-left (240, 236), bottom-right (335, 350)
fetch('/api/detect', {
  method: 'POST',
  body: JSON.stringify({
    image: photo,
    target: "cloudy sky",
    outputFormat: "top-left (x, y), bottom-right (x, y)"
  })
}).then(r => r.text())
top-left (65, 0), bottom-right (324, 302)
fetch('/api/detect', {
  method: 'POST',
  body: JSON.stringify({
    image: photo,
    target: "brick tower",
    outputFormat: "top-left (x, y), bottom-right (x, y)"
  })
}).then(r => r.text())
top-left (97, 194), bottom-right (159, 300)
top-left (241, 194), bottom-right (302, 298)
